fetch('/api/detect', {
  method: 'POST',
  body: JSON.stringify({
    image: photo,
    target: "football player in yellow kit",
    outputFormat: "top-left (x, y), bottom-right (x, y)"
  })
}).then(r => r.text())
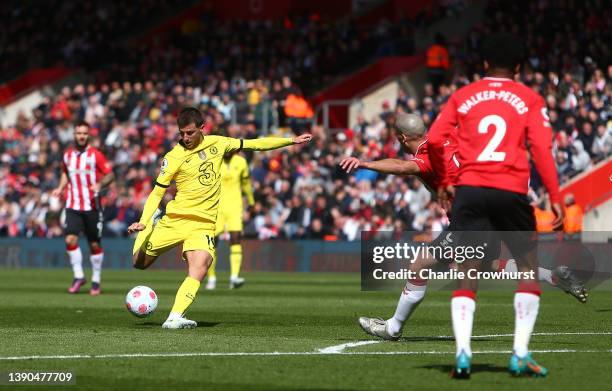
top-left (205, 150), bottom-right (254, 290)
top-left (127, 107), bottom-right (312, 329)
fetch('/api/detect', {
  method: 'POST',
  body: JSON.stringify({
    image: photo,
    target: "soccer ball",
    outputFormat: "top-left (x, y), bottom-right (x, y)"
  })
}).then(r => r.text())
top-left (125, 286), bottom-right (158, 318)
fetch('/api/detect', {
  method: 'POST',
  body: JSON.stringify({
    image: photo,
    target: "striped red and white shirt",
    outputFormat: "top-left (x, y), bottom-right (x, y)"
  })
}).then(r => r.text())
top-left (62, 146), bottom-right (111, 211)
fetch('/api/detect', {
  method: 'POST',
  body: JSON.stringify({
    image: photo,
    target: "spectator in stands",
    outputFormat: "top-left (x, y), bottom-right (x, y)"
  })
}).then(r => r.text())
top-left (426, 34), bottom-right (450, 91)
top-left (563, 194), bottom-right (584, 234)
top-left (1, 0), bottom-right (610, 241)
top-left (284, 89), bottom-right (314, 134)
top-left (592, 123), bottom-right (612, 159)
top-left (533, 196), bottom-right (556, 233)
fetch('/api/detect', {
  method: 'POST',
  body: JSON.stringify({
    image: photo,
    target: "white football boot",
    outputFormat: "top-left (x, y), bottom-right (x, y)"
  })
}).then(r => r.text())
top-left (205, 277), bottom-right (217, 290)
top-left (358, 317), bottom-right (401, 341)
top-left (162, 317), bottom-right (198, 329)
top-left (229, 276), bottom-right (245, 289)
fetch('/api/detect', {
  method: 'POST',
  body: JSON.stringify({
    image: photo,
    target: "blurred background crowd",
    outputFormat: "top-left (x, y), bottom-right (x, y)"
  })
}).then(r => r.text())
top-left (1, 0), bottom-right (610, 239)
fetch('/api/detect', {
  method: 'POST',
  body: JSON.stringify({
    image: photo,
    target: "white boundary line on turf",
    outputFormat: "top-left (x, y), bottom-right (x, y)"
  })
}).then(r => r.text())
top-left (318, 341), bottom-right (380, 354)
top-left (2, 349), bottom-right (612, 361)
top-left (318, 331), bottom-right (612, 353)
top-left (2, 331), bottom-right (610, 361)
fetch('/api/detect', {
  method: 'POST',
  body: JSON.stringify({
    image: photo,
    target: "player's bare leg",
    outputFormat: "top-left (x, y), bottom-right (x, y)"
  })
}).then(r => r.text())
top-left (89, 241), bottom-right (104, 295)
top-left (163, 249), bottom-right (213, 329)
top-left (66, 234), bottom-right (86, 293)
top-left (359, 255), bottom-right (435, 340)
top-left (451, 259), bottom-right (480, 379)
top-left (130, 215), bottom-right (160, 270)
top-left (228, 231), bottom-right (245, 289)
top-left (509, 250), bottom-right (548, 377)
top-left (132, 250), bottom-right (158, 270)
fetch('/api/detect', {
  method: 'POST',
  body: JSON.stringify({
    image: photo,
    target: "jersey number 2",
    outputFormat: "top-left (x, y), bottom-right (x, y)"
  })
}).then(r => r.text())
top-left (477, 114), bottom-right (506, 162)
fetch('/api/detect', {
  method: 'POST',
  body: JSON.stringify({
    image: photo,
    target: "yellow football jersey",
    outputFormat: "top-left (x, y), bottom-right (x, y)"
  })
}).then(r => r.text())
top-left (150, 135), bottom-right (292, 224)
top-left (219, 154), bottom-right (254, 211)
top-left (155, 135), bottom-right (243, 222)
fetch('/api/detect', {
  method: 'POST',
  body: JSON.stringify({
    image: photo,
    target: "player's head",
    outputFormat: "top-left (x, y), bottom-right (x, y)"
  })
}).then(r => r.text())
top-left (482, 33), bottom-right (524, 74)
top-left (177, 107), bottom-right (205, 150)
top-left (394, 113), bottom-right (426, 148)
top-left (74, 120), bottom-right (90, 148)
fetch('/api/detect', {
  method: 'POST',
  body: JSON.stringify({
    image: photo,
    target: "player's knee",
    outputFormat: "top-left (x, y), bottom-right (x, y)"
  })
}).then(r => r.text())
top-left (132, 252), bottom-right (147, 269)
top-left (229, 232), bottom-right (241, 245)
top-left (65, 235), bottom-right (78, 247)
top-left (90, 242), bottom-right (102, 253)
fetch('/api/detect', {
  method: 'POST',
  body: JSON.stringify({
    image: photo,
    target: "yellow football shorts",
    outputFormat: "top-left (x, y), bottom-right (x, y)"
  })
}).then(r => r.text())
top-left (214, 207), bottom-right (243, 236)
top-left (137, 214), bottom-right (217, 261)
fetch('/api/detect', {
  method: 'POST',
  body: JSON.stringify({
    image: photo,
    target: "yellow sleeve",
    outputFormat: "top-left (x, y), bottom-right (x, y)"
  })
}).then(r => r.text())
top-left (155, 153), bottom-right (182, 187)
top-left (138, 185), bottom-right (166, 225)
top-left (225, 137), bottom-right (293, 153)
top-left (240, 161), bottom-right (255, 206)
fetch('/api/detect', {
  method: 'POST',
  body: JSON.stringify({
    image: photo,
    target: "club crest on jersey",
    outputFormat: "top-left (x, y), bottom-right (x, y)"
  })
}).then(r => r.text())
top-left (198, 151), bottom-right (207, 160)
top-left (160, 158), bottom-right (168, 175)
top-left (209, 146), bottom-right (218, 155)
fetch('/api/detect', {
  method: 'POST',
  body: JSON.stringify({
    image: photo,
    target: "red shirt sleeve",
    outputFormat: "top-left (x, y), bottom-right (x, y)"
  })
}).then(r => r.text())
top-left (526, 96), bottom-right (561, 204)
top-left (95, 150), bottom-right (112, 177)
top-left (410, 155), bottom-right (430, 175)
top-left (427, 96), bottom-right (458, 188)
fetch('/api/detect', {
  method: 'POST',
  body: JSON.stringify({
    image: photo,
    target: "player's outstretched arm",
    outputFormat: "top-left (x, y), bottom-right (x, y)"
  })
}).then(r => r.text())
top-left (340, 157), bottom-right (420, 175)
top-left (240, 134), bottom-right (312, 151)
top-left (127, 185), bottom-right (166, 234)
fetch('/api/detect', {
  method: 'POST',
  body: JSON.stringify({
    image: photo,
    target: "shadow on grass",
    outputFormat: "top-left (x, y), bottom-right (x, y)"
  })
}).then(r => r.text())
top-left (419, 363), bottom-right (508, 374)
top-left (135, 321), bottom-right (220, 328)
top-left (334, 336), bottom-right (496, 342)
top-left (401, 336), bottom-right (495, 342)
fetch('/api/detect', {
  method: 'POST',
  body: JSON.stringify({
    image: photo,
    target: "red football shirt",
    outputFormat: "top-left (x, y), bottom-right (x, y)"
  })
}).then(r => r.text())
top-left (427, 77), bottom-right (560, 204)
top-left (410, 137), bottom-right (460, 191)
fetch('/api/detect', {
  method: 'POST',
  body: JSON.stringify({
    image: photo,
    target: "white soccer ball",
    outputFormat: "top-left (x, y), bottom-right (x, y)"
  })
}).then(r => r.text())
top-left (125, 286), bottom-right (158, 318)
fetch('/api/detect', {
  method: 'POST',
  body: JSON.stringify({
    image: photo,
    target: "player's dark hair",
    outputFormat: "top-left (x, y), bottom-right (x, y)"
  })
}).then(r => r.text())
top-left (178, 107), bottom-right (205, 129)
top-left (74, 120), bottom-right (90, 129)
top-left (482, 33), bottom-right (524, 70)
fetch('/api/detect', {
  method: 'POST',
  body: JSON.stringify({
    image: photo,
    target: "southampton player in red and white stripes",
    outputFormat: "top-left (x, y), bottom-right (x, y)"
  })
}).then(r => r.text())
top-left (52, 121), bottom-right (114, 295)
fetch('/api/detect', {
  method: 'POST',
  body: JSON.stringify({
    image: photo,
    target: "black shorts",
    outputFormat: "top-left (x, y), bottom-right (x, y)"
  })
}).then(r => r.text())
top-left (64, 209), bottom-right (103, 242)
top-left (429, 228), bottom-right (501, 263)
top-left (447, 186), bottom-right (536, 257)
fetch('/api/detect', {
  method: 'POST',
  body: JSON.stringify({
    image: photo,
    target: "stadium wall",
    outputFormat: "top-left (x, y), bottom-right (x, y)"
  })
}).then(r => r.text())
top-left (0, 239), bottom-right (359, 272)
top-left (1, 238), bottom-right (611, 278)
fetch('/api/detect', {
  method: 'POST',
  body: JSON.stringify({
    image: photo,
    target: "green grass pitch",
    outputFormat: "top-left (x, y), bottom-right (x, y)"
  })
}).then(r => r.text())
top-left (0, 268), bottom-right (611, 390)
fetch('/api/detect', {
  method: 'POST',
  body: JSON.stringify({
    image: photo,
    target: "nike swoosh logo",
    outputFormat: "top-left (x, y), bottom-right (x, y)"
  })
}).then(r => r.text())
top-left (185, 158), bottom-right (192, 163)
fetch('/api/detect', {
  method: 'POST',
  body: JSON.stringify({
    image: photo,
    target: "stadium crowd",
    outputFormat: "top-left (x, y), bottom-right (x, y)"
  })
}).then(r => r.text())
top-left (1, 0), bottom-right (610, 239)
top-left (0, 0), bottom-right (190, 82)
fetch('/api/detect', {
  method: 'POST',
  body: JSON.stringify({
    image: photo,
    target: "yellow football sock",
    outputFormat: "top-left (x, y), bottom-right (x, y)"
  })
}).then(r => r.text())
top-left (170, 276), bottom-right (201, 316)
top-left (230, 244), bottom-right (242, 278)
top-left (208, 257), bottom-right (217, 279)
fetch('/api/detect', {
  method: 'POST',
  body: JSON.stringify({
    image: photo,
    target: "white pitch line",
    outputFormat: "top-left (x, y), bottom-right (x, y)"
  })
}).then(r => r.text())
top-left (2, 349), bottom-right (612, 361)
top-left (473, 331), bottom-right (612, 338)
top-left (316, 331), bottom-right (612, 354)
top-left (318, 340), bottom-right (380, 354)
top-left (2, 331), bottom-right (610, 361)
